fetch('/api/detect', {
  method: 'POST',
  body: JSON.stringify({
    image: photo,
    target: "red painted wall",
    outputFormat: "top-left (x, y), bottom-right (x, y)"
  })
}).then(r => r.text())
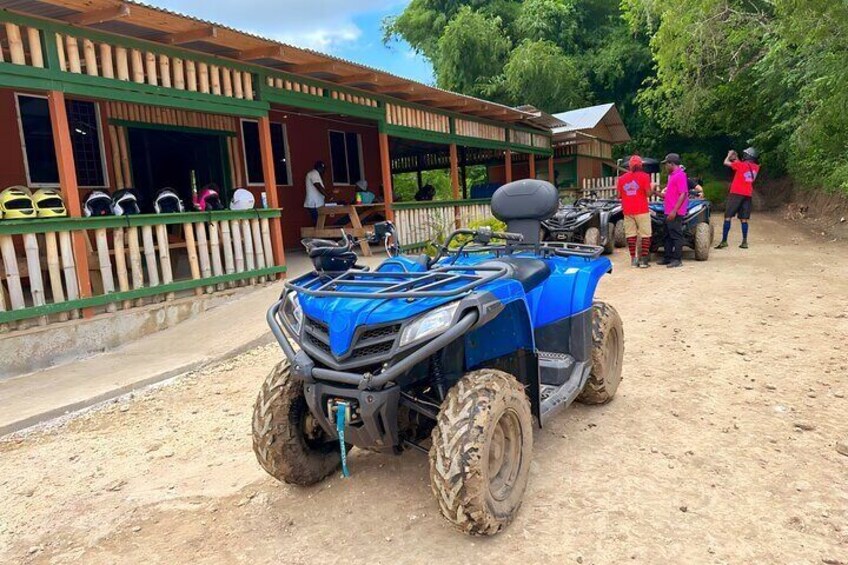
top-left (0, 89), bottom-right (30, 189)
top-left (256, 110), bottom-right (382, 249)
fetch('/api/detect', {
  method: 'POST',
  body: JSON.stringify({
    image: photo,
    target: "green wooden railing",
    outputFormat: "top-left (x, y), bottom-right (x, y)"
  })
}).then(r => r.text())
top-left (0, 210), bottom-right (283, 327)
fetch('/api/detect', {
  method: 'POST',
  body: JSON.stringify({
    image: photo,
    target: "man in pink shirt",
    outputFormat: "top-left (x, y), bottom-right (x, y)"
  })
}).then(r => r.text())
top-left (659, 153), bottom-right (688, 268)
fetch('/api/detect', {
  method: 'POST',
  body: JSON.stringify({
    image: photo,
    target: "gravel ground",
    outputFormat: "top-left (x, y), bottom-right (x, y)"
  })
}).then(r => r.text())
top-left (1, 213), bottom-right (846, 565)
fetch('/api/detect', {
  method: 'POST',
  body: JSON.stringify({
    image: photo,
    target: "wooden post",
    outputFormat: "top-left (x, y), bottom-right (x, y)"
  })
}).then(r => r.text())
top-left (112, 228), bottom-right (131, 310)
top-left (258, 116), bottom-right (286, 272)
top-left (27, 27), bottom-right (44, 68)
top-left (449, 143), bottom-right (461, 229)
top-left (505, 149), bottom-right (513, 183)
top-left (95, 228), bottom-right (117, 313)
top-left (155, 224), bottom-right (174, 300)
top-left (44, 231), bottom-right (69, 321)
top-left (183, 221), bottom-right (203, 296)
top-left (126, 227), bottom-right (144, 306)
top-left (548, 156), bottom-right (555, 185)
top-left (378, 132), bottom-right (395, 222)
top-left (529, 153), bottom-right (536, 179)
top-left (48, 91), bottom-right (93, 317)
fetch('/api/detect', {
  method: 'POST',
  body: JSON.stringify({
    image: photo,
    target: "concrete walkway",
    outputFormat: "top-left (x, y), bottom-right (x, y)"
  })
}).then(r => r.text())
top-left (0, 252), bottom-right (385, 436)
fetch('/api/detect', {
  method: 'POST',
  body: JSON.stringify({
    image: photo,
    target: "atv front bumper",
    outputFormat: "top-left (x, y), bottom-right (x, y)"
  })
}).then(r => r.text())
top-left (267, 300), bottom-right (478, 391)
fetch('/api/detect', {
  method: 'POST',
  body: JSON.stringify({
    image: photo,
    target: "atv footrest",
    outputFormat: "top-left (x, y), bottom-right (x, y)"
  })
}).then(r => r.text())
top-left (538, 352), bottom-right (575, 386)
top-left (538, 360), bottom-right (591, 426)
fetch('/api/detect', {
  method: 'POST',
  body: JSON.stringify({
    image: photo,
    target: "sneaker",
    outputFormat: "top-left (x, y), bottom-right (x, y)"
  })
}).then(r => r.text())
top-left (715, 241), bottom-right (728, 249)
top-left (631, 257), bottom-right (639, 267)
top-left (638, 257), bottom-right (651, 268)
top-left (666, 260), bottom-right (683, 269)
top-left (657, 258), bottom-right (671, 266)
top-left (739, 241), bottom-right (749, 249)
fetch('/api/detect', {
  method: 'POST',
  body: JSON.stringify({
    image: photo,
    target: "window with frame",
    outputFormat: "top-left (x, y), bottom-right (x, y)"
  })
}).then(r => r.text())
top-left (241, 119), bottom-right (291, 186)
top-left (328, 130), bottom-right (363, 185)
top-left (16, 95), bottom-right (108, 187)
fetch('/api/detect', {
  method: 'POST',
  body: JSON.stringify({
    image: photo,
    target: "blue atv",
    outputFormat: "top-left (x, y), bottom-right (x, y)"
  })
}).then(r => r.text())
top-left (649, 195), bottom-right (714, 261)
top-left (253, 181), bottom-right (624, 536)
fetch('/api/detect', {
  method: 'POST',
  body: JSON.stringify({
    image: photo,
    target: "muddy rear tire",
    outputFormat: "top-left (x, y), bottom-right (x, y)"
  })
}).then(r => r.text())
top-left (252, 360), bottom-right (343, 486)
top-left (603, 223), bottom-right (616, 255)
top-left (694, 222), bottom-right (711, 261)
top-left (429, 369), bottom-right (533, 536)
top-left (614, 219), bottom-right (626, 248)
top-left (578, 302), bottom-right (624, 405)
top-left (584, 227), bottom-right (601, 247)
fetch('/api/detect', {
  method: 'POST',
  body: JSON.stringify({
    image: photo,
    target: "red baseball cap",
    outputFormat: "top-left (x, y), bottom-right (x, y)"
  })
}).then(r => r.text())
top-left (629, 155), bottom-right (643, 169)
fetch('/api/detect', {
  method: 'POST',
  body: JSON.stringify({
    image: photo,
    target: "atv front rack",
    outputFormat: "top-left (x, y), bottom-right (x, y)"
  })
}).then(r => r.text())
top-left (450, 242), bottom-right (603, 260)
top-left (286, 264), bottom-right (509, 299)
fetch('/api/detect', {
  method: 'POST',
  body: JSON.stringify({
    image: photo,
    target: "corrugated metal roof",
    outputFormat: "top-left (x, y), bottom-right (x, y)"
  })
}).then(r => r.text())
top-left (551, 103), bottom-right (630, 144)
top-left (0, 0), bottom-right (552, 130)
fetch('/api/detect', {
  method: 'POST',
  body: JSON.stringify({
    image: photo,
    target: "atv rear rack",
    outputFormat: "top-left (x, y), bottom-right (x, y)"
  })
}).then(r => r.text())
top-left (286, 264), bottom-right (509, 299)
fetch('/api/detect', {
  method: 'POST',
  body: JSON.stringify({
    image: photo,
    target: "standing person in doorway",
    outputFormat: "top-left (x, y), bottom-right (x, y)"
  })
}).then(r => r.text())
top-left (616, 155), bottom-right (653, 268)
top-left (304, 161), bottom-right (328, 225)
top-left (716, 147), bottom-right (760, 249)
top-left (659, 153), bottom-right (689, 269)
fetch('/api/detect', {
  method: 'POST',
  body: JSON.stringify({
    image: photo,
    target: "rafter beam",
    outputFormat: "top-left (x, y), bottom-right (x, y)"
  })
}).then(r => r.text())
top-left (371, 83), bottom-right (416, 94)
top-left (237, 45), bottom-right (285, 61)
top-left (65, 3), bottom-right (131, 26)
top-left (334, 72), bottom-right (380, 85)
top-left (290, 61), bottom-right (346, 75)
top-left (162, 26), bottom-right (218, 45)
top-left (437, 100), bottom-right (472, 110)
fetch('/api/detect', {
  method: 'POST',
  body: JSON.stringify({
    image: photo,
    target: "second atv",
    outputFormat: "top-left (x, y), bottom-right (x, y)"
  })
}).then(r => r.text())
top-left (253, 180), bottom-right (624, 536)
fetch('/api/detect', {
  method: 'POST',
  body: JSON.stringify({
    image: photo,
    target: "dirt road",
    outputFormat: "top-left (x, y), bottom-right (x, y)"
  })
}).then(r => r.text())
top-left (2, 214), bottom-right (847, 564)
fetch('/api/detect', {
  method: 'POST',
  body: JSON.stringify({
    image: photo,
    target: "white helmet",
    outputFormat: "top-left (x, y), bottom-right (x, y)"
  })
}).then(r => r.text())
top-left (230, 188), bottom-right (255, 211)
top-left (83, 190), bottom-right (113, 217)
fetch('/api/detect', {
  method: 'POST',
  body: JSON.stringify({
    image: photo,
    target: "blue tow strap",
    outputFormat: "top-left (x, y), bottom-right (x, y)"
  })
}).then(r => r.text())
top-left (335, 402), bottom-right (350, 478)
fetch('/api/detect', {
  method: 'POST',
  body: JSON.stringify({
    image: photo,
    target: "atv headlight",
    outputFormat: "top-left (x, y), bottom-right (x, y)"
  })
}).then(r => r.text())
top-left (399, 302), bottom-right (460, 348)
top-left (281, 292), bottom-right (303, 335)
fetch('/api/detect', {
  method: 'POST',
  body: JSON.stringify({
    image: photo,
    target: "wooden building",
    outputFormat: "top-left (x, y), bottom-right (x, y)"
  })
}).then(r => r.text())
top-left (0, 0), bottom-right (553, 331)
top-left (488, 103), bottom-right (630, 190)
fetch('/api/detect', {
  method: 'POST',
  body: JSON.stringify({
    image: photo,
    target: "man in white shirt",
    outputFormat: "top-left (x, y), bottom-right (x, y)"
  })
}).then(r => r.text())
top-left (304, 161), bottom-right (328, 224)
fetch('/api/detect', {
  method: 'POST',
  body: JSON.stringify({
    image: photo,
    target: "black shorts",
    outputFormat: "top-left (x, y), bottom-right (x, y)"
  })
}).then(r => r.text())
top-left (725, 194), bottom-right (752, 220)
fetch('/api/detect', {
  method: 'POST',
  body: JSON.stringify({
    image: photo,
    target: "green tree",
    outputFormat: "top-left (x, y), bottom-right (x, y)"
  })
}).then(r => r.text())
top-left (503, 40), bottom-right (587, 110)
top-left (433, 7), bottom-right (512, 97)
top-left (516, 0), bottom-right (578, 46)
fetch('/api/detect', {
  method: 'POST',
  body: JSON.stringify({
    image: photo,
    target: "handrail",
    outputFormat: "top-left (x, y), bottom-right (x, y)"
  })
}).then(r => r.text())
top-left (392, 198), bottom-right (491, 210)
top-left (0, 209), bottom-right (282, 235)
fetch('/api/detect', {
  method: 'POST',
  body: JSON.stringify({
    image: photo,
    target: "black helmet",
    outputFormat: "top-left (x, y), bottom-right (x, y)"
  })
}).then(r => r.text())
top-left (742, 147), bottom-right (759, 161)
top-left (153, 188), bottom-right (185, 214)
top-left (112, 188), bottom-right (141, 216)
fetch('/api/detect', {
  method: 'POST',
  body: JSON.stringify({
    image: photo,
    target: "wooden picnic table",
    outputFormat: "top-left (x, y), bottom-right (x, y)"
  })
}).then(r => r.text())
top-left (300, 203), bottom-right (386, 256)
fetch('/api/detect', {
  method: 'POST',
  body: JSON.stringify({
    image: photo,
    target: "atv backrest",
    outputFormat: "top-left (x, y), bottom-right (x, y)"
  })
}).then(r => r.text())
top-left (491, 180), bottom-right (559, 244)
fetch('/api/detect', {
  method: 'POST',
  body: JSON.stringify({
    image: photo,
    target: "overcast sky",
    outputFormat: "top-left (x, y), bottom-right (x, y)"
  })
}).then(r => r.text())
top-left (152, 0), bottom-right (434, 83)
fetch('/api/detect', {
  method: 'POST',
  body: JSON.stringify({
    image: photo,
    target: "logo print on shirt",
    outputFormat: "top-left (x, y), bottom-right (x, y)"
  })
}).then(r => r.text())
top-left (623, 180), bottom-right (639, 196)
top-left (744, 170), bottom-right (757, 182)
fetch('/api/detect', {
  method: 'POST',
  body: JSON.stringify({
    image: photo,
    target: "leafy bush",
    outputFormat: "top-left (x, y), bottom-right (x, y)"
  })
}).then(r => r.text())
top-left (423, 217), bottom-right (508, 257)
top-left (701, 179), bottom-right (727, 205)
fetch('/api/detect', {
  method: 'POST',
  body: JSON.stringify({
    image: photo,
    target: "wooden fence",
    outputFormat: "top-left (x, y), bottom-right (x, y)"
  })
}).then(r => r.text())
top-left (393, 199), bottom-right (494, 251)
top-left (0, 210), bottom-right (283, 331)
top-left (581, 174), bottom-right (663, 201)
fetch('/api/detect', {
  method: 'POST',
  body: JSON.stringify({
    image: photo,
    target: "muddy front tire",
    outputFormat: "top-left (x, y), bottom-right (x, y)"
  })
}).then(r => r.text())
top-left (578, 302), bottom-right (624, 405)
top-left (584, 226), bottom-right (601, 247)
top-left (252, 360), bottom-right (342, 486)
top-left (429, 370), bottom-right (533, 536)
top-left (694, 222), bottom-right (711, 261)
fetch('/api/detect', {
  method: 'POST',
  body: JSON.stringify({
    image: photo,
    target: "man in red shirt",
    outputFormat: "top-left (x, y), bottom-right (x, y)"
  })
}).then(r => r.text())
top-left (716, 147), bottom-right (760, 249)
top-left (616, 155), bottom-right (653, 268)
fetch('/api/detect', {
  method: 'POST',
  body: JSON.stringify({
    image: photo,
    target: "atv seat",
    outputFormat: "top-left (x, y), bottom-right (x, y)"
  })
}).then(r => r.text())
top-left (491, 180), bottom-right (560, 244)
top-left (482, 257), bottom-right (551, 292)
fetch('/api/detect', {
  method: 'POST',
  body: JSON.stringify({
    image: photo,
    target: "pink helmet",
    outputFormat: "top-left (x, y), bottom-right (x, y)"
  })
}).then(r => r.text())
top-left (195, 184), bottom-right (224, 211)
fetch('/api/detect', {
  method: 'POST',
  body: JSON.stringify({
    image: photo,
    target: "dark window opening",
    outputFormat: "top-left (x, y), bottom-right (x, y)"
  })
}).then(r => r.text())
top-left (17, 95), bottom-right (106, 187)
top-left (329, 130), bottom-right (363, 185)
top-left (241, 120), bottom-right (290, 186)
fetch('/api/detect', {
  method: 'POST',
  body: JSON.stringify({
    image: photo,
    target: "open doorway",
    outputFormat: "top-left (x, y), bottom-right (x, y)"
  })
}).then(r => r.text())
top-left (127, 127), bottom-right (230, 211)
